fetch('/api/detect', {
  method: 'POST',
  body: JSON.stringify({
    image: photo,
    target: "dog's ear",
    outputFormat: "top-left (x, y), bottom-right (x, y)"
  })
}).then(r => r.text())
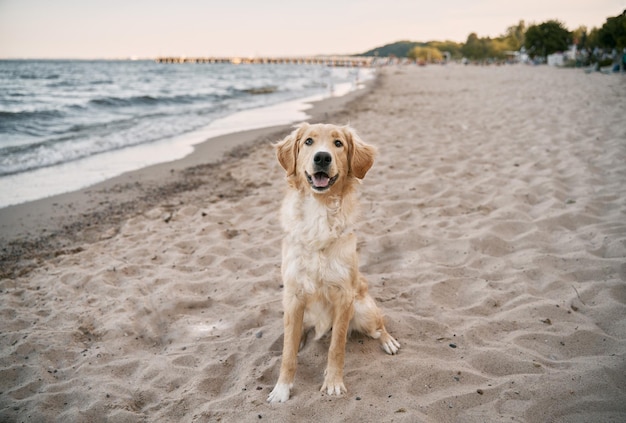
top-left (344, 126), bottom-right (376, 179)
top-left (275, 123), bottom-right (309, 175)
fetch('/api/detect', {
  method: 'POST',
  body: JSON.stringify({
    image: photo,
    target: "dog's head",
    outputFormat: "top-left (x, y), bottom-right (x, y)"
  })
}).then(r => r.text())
top-left (275, 123), bottom-right (376, 194)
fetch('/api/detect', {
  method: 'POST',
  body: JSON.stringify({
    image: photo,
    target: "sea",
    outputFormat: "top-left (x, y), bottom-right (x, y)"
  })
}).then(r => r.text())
top-left (0, 60), bottom-right (373, 208)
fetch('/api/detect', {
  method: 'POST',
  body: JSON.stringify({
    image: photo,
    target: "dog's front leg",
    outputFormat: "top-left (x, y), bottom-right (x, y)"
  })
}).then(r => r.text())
top-left (268, 296), bottom-right (305, 403)
top-left (321, 299), bottom-right (353, 396)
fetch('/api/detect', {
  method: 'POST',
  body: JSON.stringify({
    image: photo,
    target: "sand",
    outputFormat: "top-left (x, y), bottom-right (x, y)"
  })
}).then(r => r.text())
top-left (1, 64), bottom-right (625, 423)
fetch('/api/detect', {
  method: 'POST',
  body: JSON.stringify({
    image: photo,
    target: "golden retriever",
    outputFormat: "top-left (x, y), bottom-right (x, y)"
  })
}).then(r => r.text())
top-left (267, 123), bottom-right (400, 403)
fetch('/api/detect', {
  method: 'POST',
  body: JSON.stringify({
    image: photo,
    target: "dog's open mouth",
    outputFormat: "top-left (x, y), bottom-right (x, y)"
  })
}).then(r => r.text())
top-left (305, 171), bottom-right (338, 191)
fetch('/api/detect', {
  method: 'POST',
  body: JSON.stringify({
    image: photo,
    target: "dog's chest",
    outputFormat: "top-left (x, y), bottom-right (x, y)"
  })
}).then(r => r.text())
top-left (281, 193), bottom-right (356, 291)
top-left (282, 194), bottom-right (350, 246)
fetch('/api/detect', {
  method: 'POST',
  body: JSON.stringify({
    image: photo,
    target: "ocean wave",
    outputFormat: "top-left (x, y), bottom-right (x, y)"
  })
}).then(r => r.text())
top-left (19, 73), bottom-right (60, 80)
top-left (89, 95), bottom-right (160, 108)
top-left (0, 140), bottom-right (57, 176)
top-left (0, 109), bottom-right (64, 122)
top-left (0, 113), bottom-right (207, 176)
top-left (241, 85), bottom-right (279, 95)
top-left (88, 93), bottom-right (220, 109)
top-left (0, 131), bottom-right (127, 176)
top-left (47, 78), bottom-right (114, 88)
top-left (0, 109), bottom-right (67, 138)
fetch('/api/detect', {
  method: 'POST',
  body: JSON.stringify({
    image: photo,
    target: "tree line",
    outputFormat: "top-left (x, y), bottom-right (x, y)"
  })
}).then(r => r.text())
top-left (361, 10), bottom-right (625, 64)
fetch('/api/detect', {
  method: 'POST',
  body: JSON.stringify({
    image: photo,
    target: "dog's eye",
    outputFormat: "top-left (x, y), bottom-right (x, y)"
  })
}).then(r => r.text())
top-left (334, 140), bottom-right (343, 148)
top-left (304, 138), bottom-right (314, 146)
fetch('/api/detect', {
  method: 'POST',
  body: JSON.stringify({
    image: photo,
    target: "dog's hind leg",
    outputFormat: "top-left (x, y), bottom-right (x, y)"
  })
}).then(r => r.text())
top-left (351, 290), bottom-right (400, 355)
top-left (299, 327), bottom-right (311, 351)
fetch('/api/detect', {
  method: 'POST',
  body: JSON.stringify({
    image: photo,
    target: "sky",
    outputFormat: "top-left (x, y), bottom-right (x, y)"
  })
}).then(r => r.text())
top-left (1, 0), bottom-right (624, 59)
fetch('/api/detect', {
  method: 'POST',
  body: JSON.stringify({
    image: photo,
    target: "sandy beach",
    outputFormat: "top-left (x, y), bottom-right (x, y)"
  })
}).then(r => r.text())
top-left (1, 64), bottom-right (625, 422)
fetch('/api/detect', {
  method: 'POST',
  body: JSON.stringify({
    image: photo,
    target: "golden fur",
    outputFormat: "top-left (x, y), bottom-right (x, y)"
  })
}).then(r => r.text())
top-left (268, 123), bottom-right (400, 403)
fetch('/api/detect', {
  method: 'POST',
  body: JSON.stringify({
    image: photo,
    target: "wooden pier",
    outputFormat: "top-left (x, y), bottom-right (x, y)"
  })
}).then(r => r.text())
top-left (155, 56), bottom-right (374, 67)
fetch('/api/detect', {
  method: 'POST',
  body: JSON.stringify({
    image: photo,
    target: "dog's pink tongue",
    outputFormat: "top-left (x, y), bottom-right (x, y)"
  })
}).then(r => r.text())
top-left (313, 173), bottom-right (330, 188)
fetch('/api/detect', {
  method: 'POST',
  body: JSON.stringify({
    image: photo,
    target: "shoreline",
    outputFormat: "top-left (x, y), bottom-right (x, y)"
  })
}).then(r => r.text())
top-left (0, 74), bottom-right (377, 278)
top-left (0, 66), bottom-right (374, 210)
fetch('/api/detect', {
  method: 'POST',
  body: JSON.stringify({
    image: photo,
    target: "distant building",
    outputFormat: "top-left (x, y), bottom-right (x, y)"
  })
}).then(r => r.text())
top-left (547, 45), bottom-right (577, 66)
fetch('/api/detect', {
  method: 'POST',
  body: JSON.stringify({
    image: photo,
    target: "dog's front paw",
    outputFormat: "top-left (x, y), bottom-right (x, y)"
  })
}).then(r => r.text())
top-left (320, 374), bottom-right (346, 396)
top-left (267, 383), bottom-right (291, 403)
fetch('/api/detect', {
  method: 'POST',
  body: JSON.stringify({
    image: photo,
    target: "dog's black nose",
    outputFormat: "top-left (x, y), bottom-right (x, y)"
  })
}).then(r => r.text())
top-left (314, 151), bottom-right (332, 167)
